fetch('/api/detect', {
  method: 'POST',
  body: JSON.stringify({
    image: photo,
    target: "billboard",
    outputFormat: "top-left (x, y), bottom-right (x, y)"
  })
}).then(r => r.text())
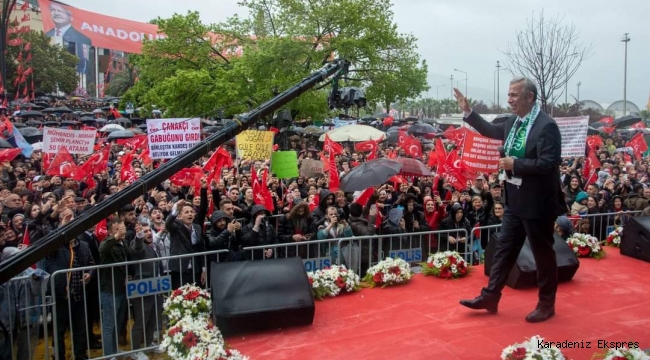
top-left (38, 0), bottom-right (164, 55)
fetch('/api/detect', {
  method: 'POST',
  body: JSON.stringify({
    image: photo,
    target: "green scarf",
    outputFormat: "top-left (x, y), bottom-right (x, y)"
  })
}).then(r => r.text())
top-left (503, 103), bottom-right (540, 159)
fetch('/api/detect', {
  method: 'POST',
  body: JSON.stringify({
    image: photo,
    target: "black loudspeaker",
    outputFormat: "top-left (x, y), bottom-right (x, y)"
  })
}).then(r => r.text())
top-left (210, 258), bottom-right (315, 336)
top-left (620, 216), bottom-right (650, 263)
top-left (484, 232), bottom-right (580, 289)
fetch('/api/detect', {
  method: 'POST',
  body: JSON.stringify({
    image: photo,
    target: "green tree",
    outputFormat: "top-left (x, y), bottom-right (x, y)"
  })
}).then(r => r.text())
top-left (106, 58), bottom-right (137, 97)
top-left (6, 30), bottom-right (78, 94)
top-left (126, 0), bottom-right (428, 118)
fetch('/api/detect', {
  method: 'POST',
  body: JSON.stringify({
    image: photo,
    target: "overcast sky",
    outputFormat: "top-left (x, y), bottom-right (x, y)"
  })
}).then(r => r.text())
top-left (63, 0), bottom-right (649, 110)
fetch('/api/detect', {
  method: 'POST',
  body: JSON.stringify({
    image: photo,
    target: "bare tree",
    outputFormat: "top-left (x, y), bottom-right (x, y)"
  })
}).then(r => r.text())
top-left (502, 11), bottom-right (593, 113)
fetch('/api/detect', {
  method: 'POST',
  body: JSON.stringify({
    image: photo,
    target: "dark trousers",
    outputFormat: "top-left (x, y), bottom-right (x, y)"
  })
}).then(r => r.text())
top-left (131, 295), bottom-right (162, 350)
top-left (481, 210), bottom-right (558, 307)
top-left (54, 297), bottom-right (88, 360)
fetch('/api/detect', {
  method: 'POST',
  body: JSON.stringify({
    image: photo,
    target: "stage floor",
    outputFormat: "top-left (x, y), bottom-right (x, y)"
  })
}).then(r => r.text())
top-left (227, 247), bottom-right (650, 360)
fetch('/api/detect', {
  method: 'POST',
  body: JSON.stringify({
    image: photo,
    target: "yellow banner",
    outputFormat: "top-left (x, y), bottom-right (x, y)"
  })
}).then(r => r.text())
top-left (235, 130), bottom-right (275, 160)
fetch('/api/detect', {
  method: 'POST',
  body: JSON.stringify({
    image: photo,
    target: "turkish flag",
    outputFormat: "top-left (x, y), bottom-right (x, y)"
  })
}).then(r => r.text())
top-left (170, 167), bottom-right (204, 187)
top-left (631, 122), bottom-right (646, 130)
top-left (626, 132), bottom-right (648, 159)
top-left (600, 117), bottom-right (614, 126)
top-left (81, 146), bottom-right (110, 175)
top-left (586, 135), bottom-right (603, 149)
top-left (46, 147), bottom-right (86, 181)
top-left (328, 152), bottom-right (340, 191)
top-left (443, 126), bottom-right (468, 145)
top-left (0, 148), bottom-right (22, 163)
top-left (397, 130), bottom-right (409, 147)
top-left (440, 150), bottom-right (467, 191)
top-left (117, 135), bottom-right (147, 149)
top-left (95, 219), bottom-right (108, 243)
top-left (354, 187), bottom-right (374, 206)
top-left (582, 146), bottom-right (601, 186)
top-left (403, 137), bottom-right (422, 159)
top-left (324, 135), bottom-right (343, 155)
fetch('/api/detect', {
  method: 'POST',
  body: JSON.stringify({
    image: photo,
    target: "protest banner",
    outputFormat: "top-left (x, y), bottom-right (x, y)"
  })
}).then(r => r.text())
top-left (334, 119), bottom-right (357, 128)
top-left (461, 131), bottom-right (501, 173)
top-left (42, 127), bottom-right (97, 155)
top-left (146, 118), bottom-right (201, 159)
top-left (271, 151), bottom-right (299, 179)
top-left (555, 116), bottom-right (589, 158)
top-left (235, 130), bottom-right (274, 160)
top-left (299, 158), bottom-right (325, 178)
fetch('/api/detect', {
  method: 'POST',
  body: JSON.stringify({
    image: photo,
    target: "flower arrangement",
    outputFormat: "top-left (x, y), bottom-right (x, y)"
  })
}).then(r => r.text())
top-left (594, 347), bottom-right (650, 360)
top-left (363, 257), bottom-right (413, 287)
top-left (606, 227), bottom-right (623, 247)
top-left (161, 316), bottom-right (248, 360)
top-left (420, 251), bottom-right (469, 279)
top-left (163, 284), bottom-right (212, 326)
top-left (501, 335), bottom-right (565, 360)
top-left (566, 233), bottom-right (605, 259)
top-left (307, 265), bottom-right (361, 300)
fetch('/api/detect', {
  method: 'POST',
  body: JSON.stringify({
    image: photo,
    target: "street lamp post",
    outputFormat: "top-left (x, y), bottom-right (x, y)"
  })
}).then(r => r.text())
top-left (436, 84), bottom-right (446, 99)
top-left (577, 82), bottom-right (581, 102)
top-left (450, 74), bottom-right (453, 100)
top-left (454, 68), bottom-right (468, 97)
top-left (565, 52), bottom-right (579, 104)
top-left (496, 61), bottom-right (502, 107)
top-left (621, 33), bottom-right (630, 116)
top-left (494, 65), bottom-right (509, 110)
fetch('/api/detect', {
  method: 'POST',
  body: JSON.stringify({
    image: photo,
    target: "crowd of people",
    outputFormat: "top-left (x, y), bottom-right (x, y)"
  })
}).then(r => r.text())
top-left (0, 98), bottom-right (647, 359)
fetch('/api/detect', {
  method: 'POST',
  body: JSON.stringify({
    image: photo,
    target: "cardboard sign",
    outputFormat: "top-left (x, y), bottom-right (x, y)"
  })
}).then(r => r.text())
top-left (42, 127), bottom-right (97, 155)
top-left (555, 116), bottom-right (589, 158)
top-left (271, 151), bottom-right (299, 179)
top-left (235, 130), bottom-right (274, 160)
top-left (299, 158), bottom-right (324, 178)
top-left (146, 118), bottom-right (201, 159)
top-left (461, 131), bottom-right (501, 173)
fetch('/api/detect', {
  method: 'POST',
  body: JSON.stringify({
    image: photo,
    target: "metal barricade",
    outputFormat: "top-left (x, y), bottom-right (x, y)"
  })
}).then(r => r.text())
top-left (576, 211), bottom-right (642, 241)
top-left (0, 272), bottom-right (52, 360)
top-left (243, 238), bottom-right (342, 273)
top-left (48, 249), bottom-right (228, 360)
top-left (334, 229), bottom-right (472, 277)
top-left (470, 224), bottom-right (503, 265)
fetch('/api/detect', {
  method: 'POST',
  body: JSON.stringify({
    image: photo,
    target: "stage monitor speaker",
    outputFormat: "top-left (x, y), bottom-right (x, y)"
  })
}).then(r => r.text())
top-left (211, 257), bottom-right (315, 336)
top-left (620, 216), bottom-right (650, 263)
top-left (484, 232), bottom-right (580, 289)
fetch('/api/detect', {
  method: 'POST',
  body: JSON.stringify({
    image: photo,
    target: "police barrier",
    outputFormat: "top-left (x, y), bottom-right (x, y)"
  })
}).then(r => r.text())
top-left (0, 273), bottom-right (52, 360)
top-left (48, 249), bottom-right (228, 360)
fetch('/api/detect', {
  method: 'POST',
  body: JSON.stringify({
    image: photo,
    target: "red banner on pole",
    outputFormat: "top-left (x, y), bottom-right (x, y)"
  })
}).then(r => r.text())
top-left (461, 131), bottom-right (501, 174)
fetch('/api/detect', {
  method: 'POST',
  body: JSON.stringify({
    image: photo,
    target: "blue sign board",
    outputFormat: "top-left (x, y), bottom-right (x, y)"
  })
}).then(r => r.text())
top-left (126, 275), bottom-right (172, 299)
top-left (303, 257), bottom-right (332, 272)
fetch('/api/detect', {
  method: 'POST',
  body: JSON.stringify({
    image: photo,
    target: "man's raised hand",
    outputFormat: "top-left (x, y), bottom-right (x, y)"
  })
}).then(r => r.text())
top-left (453, 88), bottom-right (471, 114)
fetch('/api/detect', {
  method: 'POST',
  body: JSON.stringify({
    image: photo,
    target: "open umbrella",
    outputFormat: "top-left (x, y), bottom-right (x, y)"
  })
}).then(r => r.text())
top-left (340, 159), bottom-right (402, 192)
top-left (303, 125), bottom-right (324, 136)
top-left (100, 124), bottom-right (125, 132)
top-left (25, 119), bottom-right (42, 126)
top-left (107, 130), bottom-right (135, 140)
top-left (404, 116), bottom-right (418, 122)
top-left (31, 142), bottom-right (43, 151)
top-left (319, 124), bottom-right (385, 142)
top-left (393, 158), bottom-right (432, 176)
top-left (0, 138), bottom-right (13, 148)
top-left (407, 122), bottom-right (439, 136)
top-left (587, 126), bottom-right (601, 135)
top-left (18, 127), bottom-right (41, 137)
top-left (612, 114), bottom-right (642, 128)
top-left (18, 110), bottom-right (43, 117)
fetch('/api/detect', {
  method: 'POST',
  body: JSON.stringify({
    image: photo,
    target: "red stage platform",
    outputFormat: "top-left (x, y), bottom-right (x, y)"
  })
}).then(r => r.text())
top-left (227, 247), bottom-right (650, 359)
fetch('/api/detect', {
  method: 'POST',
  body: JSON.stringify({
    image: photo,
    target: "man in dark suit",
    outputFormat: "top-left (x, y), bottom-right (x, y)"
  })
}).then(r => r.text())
top-left (45, 2), bottom-right (92, 74)
top-left (166, 199), bottom-right (207, 289)
top-left (454, 78), bottom-right (564, 323)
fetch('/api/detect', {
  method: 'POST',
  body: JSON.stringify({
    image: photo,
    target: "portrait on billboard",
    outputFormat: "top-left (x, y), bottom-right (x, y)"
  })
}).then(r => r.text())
top-left (43, 2), bottom-right (92, 74)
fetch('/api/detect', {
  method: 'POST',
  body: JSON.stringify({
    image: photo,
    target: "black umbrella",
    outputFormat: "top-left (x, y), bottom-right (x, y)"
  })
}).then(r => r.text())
top-left (52, 106), bottom-right (73, 113)
top-left (340, 159), bottom-right (402, 192)
top-left (374, 112), bottom-right (389, 118)
top-left (107, 130), bottom-right (135, 139)
top-left (613, 114), bottom-right (642, 128)
top-left (407, 122), bottom-right (439, 136)
top-left (404, 116), bottom-right (418, 122)
top-left (80, 116), bottom-right (95, 121)
top-left (41, 107), bottom-right (58, 113)
top-left (20, 103), bottom-right (38, 109)
top-left (18, 110), bottom-right (43, 117)
top-left (587, 127), bottom-right (601, 135)
top-left (25, 119), bottom-right (42, 126)
top-left (492, 114), bottom-right (513, 125)
top-left (43, 121), bottom-right (59, 127)
top-left (0, 138), bottom-right (13, 148)
top-left (18, 127), bottom-right (41, 137)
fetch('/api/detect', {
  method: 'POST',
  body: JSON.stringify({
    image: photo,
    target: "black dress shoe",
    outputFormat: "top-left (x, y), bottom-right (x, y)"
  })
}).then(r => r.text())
top-left (459, 295), bottom-right (499, 314)
top-left (525, 307), bottom-right (555, 323)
